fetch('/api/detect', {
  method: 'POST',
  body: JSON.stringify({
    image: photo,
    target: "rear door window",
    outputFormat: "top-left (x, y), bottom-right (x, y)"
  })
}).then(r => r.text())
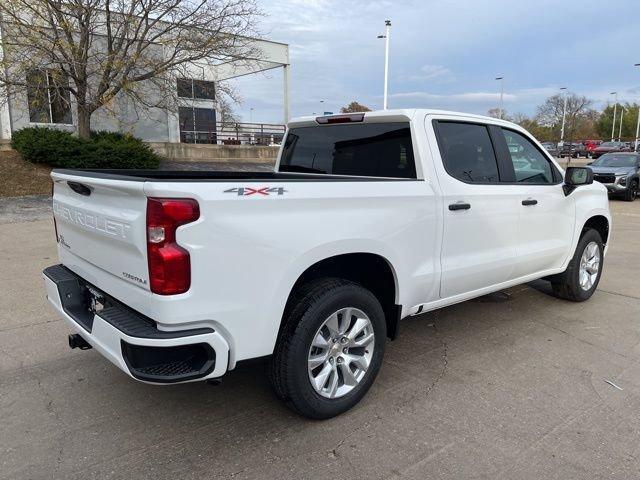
top-left (279, 123), bottom-right (416, 178)
top-left (434, 122), bottom-right (500, 183)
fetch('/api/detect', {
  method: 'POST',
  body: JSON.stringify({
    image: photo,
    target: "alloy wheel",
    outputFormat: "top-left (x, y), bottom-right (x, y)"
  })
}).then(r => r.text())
top-left (307, 307), bottom-right (375, 399)
top-left (578, 241), bottom-right (600, 291)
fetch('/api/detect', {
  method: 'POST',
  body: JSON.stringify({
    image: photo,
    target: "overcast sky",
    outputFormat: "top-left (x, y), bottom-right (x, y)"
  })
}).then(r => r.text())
top-left (232, 0), bottom-right (639, 123)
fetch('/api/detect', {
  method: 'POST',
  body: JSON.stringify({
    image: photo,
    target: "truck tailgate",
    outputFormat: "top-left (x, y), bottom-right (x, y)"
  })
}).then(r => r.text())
top-left (51, 171), bottom-right (150, 291)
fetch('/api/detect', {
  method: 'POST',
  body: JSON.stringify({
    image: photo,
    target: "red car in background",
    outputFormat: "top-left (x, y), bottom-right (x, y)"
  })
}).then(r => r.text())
top-left (582, 140), bottom-right (602, 156)
top-left (591, 141), bottom-right (632, 159)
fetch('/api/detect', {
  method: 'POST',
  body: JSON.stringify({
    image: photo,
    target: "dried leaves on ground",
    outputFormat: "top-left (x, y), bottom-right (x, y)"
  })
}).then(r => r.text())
top-left (0, 150), bottom-right (52, 197)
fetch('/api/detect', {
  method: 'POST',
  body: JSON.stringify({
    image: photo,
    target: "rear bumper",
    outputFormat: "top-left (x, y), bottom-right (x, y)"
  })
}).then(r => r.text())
top-left (43, 265), bottom-right (230, 383)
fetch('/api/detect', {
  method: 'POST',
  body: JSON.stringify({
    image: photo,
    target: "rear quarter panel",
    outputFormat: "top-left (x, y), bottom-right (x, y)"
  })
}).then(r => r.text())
top-left (142, 179), bottom-right (439, 363)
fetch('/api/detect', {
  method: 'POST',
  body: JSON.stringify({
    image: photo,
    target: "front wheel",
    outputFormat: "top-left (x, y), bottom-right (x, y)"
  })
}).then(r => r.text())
top-left (269, 278), bottom-right (386, 419)
top-left (623, 180), bottom-right (638, 202)
top-left (551, 229), bottom-right (604, 301)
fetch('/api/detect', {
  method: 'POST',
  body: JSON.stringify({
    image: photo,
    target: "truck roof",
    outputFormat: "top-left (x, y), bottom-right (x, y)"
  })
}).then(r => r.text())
top-left (288, 109), bottom-right (518, 129)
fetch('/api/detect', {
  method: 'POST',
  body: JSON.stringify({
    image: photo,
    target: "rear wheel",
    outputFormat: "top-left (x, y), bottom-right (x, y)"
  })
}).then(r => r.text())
top-left (551, 229), bottom-right (604, 302)
top-left (269, 278), bottom-right (386, 419)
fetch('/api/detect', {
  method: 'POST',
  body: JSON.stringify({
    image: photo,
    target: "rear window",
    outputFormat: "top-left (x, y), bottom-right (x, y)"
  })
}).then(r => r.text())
top-left (279, 123), bottom-right (416, 178)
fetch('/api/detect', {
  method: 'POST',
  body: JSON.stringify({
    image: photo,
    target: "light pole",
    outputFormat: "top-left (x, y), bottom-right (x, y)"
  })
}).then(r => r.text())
top-left (320, 100), bottom-right (325, 114)
top-left (249, 107), bottom-right (254, 123)
top-left (377, 20), bottom-right (391, 110)
top-left (635, 64), bottom-right (640, 151)
top-left (618, 107), bottom-right (625, 141)
top-left (610, 91), bottom-right (618, 141)
top-left (559, 87), bottom-right (568, 146)
top-left (495, 77), bottom-right (504, 119)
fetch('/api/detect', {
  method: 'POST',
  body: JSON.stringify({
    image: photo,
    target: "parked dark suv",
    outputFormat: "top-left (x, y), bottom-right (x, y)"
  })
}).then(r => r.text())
top-left (589, 152), bottom-right (640, 201)
top-left (541, 142), bottom-right (559, 157)
top-left (558, 142), bottom-right (588, 158)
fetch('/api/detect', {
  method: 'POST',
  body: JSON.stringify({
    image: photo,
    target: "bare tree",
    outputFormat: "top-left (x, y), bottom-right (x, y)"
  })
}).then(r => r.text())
top-left (535, 93), bottom-right (593, 141)
top-left (486, 107), bottom-right (507, 120)
top-left (217, 95), bottom-right (240, 126)
top-left (510, 112), bottom-right (529, 124)
top-left (0, 0), bottom-right (261, 138)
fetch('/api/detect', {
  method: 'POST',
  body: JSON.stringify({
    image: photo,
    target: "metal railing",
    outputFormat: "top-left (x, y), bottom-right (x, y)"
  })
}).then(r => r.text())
top-left (180, 121), bottom-right (286, 146)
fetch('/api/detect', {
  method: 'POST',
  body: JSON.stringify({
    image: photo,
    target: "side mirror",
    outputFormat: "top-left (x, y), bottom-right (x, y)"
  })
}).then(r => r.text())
top-left (564, 167), bottom-right (593, 195)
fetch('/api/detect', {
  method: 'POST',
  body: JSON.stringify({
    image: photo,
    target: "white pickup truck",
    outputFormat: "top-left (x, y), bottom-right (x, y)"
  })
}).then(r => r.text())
top-left (44, 109), bottom-right (611, 419)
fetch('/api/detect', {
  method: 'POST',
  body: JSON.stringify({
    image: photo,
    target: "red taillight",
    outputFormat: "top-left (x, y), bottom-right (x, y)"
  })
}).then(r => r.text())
top-left (146, 198), bottom-right (200, 295)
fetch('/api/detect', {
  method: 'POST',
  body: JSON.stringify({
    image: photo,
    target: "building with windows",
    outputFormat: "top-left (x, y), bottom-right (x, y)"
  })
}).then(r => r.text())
top-left (0, 35), bottom-right (290, 146)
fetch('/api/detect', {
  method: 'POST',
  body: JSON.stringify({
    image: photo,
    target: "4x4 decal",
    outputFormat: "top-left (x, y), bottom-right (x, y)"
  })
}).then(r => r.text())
top-left (224, 187), bottom-right (288, 196)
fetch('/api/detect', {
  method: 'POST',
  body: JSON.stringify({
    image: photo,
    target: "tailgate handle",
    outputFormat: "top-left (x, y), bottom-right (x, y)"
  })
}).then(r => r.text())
top-left (67, 181), bottom-right (92, 196)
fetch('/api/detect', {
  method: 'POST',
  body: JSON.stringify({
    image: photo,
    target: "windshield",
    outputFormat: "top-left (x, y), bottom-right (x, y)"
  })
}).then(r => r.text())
top-left (591, 155), bottom-right (638, 167)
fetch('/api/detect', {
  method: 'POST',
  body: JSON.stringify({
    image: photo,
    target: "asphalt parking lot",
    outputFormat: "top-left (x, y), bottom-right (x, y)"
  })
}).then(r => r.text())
top-left (1, 197), bottom-right (640, 480)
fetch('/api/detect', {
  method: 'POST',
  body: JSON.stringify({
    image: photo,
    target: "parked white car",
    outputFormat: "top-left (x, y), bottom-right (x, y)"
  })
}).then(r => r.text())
top-left (44, 109), bottom-right (611, 418)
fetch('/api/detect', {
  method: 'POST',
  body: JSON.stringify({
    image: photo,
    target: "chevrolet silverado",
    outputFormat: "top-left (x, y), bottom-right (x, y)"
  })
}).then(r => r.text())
top-left (43, 109), bottom-right (611, 418)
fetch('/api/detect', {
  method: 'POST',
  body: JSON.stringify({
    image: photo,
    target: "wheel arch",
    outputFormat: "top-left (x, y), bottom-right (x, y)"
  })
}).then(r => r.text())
top-left (280, 252), bottom-right (401, 341)
top-left (582, 214), bottom-right (609, 244)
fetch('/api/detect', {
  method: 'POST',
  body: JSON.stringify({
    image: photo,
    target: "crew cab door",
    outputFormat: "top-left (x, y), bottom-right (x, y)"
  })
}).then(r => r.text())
top-left (429, 119), bottom-right (521, 298)
top-left (498, 128), bottom-right (575, 276)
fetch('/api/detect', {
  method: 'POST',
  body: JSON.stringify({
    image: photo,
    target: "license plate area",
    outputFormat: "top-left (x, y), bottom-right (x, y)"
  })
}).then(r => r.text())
top-left (85, 285), bottom-right (106, 315)
top-left (44, 265), bottom-right (115, 333)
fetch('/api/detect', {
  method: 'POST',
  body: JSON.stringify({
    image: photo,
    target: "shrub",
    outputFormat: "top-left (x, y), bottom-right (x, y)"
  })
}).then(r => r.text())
top-left (91, 130), bottom-right (127, 142)
top-left (11, 127), bottom-right (83, 167)
top-left (11, 127), bottom-right (161, 169)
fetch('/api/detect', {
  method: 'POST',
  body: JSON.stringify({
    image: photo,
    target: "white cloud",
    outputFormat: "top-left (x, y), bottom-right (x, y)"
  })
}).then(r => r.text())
top-left (389, 91), bottom-right (517, 103)
top-left (231, 0), bottom-right (639, 122)
top-left (402, 64), bottom-right (455, 83)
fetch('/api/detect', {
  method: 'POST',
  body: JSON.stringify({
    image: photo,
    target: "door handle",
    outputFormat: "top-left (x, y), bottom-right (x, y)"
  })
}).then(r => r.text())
top-left (449, 202), bottom-right (471, 211)
top-left (522, 199), bottom-right (538, 206)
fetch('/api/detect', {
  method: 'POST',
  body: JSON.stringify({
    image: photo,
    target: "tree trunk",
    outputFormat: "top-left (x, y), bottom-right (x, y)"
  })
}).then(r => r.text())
top-left (76, 105), bottom-right (91, 139)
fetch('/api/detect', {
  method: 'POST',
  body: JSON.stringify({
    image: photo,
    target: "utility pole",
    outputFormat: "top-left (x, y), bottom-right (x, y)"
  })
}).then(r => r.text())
top-left (378, 20), bottom-right (391, 110)
top-left (610, 92), bottom-right (618, 142)
top-left (559, 87), bottom-right (568, 146)
top-left (495, 77), bottom-right (504, 119)
top-left (635, 105), bottom-right (640, 151)
top-left (635, 64), bottom-right (640, 151)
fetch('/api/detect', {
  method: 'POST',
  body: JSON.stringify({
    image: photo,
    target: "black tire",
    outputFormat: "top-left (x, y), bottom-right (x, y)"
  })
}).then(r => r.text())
top-left (623, 180), bottom-right (638, 202)
top-left (269, 278), bottom-right (386, 419)
top-left (550, 229), bottom-right (604, 302)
